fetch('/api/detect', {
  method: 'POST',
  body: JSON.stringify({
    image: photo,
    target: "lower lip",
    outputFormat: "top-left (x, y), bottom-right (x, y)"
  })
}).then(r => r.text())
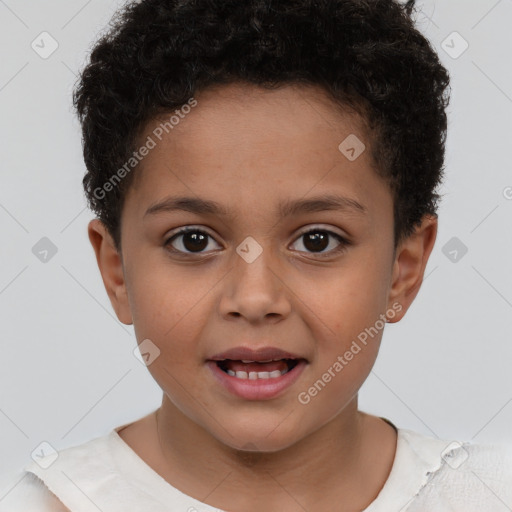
top-left (206, 360), bottom-right (307, 400)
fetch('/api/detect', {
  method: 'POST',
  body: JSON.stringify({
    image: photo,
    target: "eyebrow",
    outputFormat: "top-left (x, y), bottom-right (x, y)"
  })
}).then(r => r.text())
top-left (144, 194), bottom-right (367, 218)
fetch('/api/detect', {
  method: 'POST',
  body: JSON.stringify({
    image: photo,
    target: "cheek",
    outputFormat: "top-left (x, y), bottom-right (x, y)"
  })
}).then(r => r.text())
top-left (296, 328), bottom-right (381, 423)
top-left (299, 258), bottom-right (389, 341)
top-left (293, 256), bottom-right (388, 403)
top-left (126, 261), bottom-right (213, 346)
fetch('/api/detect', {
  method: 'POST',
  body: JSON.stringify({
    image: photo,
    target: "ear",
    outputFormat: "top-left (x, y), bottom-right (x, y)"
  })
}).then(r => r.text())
top-left (386, 214), bottom-right (438, 323)
top-left (88, 218), bottom-right (133, 325)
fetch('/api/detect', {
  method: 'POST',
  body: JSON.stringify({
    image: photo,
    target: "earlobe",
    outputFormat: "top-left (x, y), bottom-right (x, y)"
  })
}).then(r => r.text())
top-left (386, 215), bottom-right (438, 323)
top-left (87, 219), bottom-right (133, 325)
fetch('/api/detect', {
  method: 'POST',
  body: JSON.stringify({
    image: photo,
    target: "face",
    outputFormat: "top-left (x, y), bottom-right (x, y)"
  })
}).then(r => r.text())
top-left (91, 82), bottom-right (434, 452)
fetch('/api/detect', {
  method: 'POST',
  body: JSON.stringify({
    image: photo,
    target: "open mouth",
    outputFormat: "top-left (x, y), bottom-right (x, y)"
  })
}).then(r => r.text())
top-left (207, 350), bottom-right (308, 400)
top-left (215, 358), bottom-right (300, 380)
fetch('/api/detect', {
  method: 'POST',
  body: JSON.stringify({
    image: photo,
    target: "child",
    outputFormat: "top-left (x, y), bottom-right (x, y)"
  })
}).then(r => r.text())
top-left (3, 0), bottom-right (511, 510)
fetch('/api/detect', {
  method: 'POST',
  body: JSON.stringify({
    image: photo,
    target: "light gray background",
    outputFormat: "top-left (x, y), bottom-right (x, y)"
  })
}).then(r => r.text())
top-left (1, 0), bottom-right (511, 493)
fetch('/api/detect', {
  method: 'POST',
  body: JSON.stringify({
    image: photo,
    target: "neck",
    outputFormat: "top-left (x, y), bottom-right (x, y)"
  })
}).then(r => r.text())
top-left (151, 395), bottom-right (395, 511)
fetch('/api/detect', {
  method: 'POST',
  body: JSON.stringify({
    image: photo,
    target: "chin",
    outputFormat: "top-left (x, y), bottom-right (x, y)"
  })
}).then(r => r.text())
top-left (210, 416), bottom-right (306, 454)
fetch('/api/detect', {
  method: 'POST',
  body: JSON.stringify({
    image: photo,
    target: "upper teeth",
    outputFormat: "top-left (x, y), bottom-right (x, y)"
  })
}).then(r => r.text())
top-left (227, 370), bottom-right (285, 379)
top-left (240, 359), bottom-right (282, 363)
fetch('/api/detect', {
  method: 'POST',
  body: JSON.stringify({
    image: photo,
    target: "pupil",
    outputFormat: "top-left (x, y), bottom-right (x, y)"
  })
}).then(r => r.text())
top-left (181, 231), bottom-right (329, 253)
top-left (184, 232), bottom-right (208, 252)
top-left (304, 232), bottom-right (328, 252)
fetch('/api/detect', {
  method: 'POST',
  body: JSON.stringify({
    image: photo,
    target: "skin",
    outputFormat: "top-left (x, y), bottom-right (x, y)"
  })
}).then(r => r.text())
top-left (88, 82), bottom-right (437, 511)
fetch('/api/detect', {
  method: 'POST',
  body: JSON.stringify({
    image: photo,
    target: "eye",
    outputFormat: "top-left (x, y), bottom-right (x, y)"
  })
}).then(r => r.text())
top-left (164, 227), bottom-right (221, 255)
top-left (290, 227), bottom-right (350, 258)
top-left (164, 225), bottom-right (351, 258)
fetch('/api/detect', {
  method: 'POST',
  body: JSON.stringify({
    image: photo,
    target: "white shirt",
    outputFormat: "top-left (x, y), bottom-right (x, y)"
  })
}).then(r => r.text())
top-left (2, 421), bottom-right (512, 511)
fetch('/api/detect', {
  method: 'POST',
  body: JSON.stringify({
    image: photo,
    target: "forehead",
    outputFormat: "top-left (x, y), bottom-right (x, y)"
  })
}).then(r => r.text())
top-left (146, 82), bottom-right (368, 154)
top-left (123, 82), bottom-right (390, 227)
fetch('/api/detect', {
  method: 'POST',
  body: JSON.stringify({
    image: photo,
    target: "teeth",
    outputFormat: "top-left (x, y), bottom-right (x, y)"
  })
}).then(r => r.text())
top-left (227, 369), bottom-right (288, 380)
top-left (240, 359), bottom-right (286, 363)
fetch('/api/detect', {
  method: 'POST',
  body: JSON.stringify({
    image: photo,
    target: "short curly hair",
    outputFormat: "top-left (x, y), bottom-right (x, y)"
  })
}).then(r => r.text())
top-left (74, 0), bottom-right (450, 253)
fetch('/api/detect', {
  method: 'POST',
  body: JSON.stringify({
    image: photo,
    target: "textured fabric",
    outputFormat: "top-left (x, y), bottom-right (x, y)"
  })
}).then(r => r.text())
top-left (2, 422), bottom-right (511, 511)
top-left (0, 471), bottom-right (70, 511)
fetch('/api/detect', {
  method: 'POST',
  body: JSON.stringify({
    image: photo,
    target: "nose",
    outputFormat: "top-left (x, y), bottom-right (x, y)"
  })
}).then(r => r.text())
top-left (218, 242), bottom-right (292, 324)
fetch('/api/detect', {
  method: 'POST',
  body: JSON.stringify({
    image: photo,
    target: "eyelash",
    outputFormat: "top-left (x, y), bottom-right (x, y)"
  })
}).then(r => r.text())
top-left (164, 226), bottom-right (351, 258)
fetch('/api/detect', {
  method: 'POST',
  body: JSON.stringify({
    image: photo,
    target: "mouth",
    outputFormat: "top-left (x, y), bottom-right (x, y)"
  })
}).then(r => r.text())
top-left (215, 358), bottom-right (300, 379)
top-left (207, 346), bottom-right (308, 400)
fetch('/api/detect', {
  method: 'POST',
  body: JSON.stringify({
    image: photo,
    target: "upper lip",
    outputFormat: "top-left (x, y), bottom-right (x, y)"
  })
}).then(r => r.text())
top-left (209, 346), bottom-right (304, 362)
